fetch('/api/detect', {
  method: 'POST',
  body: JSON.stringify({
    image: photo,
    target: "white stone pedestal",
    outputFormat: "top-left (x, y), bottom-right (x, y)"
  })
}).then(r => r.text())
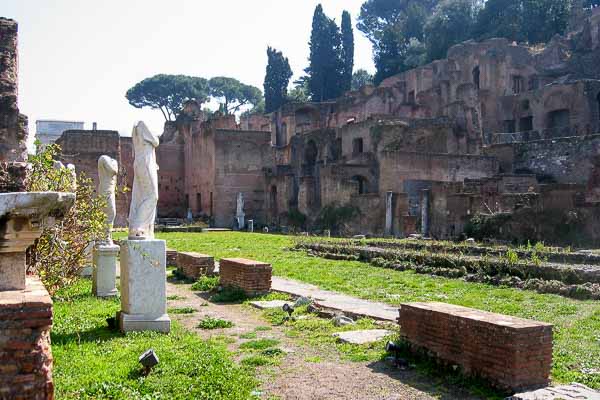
top-left (92, 243), bottom-right (119, 297)
top-left (117, 239), bottom-right (170, 333)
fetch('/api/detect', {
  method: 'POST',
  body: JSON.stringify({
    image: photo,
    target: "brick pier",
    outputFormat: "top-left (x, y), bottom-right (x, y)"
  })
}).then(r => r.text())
top-left (176, 252), bottom-right (215, 280)
top-left (219, 258), bottom-right (272, 295)
top-left (398, 302), bottom-right (553, 392)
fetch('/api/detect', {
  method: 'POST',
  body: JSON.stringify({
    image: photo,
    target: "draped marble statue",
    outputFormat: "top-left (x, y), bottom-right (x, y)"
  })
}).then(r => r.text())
top-left (129, 121), bottom-right (161, 240)
top-left (98, 155), bottom-right (118, 244)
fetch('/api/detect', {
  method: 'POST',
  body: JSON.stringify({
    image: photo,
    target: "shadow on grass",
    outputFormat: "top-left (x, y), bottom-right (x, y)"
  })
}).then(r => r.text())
top-left (51, 324), bottom-right (122, 346)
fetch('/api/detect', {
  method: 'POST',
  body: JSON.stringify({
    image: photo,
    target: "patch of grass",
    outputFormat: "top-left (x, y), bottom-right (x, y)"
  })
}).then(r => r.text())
top-left (150, 231), bottom-right (600, 389)
top-left (305, 356), bottom-right (322, 363)
top-left (197, 317), bottom-right (234, 330)
top-left (239, 339), bottom-right (280, 351)
top-left (254, 326), bottom-right (272, 332)
top-left (166, 295), bottom-right (185, 301)
top-left (210, 286), bottom-right (248, 303)
top-left (52, 280), bottom-right (256, 399)
top-left (191, 276), bottom-right (220, 292)
top-left (240, 332), bottom-right (258, 339)
top-left (241, 355), bottom-right (277, 367)
top-left (168, 306), bottom-right (196, 314)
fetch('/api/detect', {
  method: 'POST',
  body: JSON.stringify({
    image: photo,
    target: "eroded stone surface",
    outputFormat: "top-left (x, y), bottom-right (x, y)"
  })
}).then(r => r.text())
top-left (333, 329), bottom-right (392, 345)
top-left (507, 383), bottom-right (600, 400)
top-left (249, 300), bottom-right (289, 310)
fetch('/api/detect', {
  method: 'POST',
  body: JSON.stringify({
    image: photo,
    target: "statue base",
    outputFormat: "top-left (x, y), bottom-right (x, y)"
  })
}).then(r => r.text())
top-left (117, 239), bottom-right (170, 333)
top-left (92, 243), bottom-right (119, 297)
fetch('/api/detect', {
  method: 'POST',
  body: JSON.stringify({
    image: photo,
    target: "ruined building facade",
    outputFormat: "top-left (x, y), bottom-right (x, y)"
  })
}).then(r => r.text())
top-left (61, 9), bottom-right (600, 244)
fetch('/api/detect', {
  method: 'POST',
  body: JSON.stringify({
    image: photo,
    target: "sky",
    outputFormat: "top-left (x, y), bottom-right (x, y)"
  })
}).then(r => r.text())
top-left (2, 0), bottom-right (375, 146)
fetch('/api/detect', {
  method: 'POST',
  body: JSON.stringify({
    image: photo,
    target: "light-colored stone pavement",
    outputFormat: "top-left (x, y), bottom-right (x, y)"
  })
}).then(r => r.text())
top-left (271, 276), bottom-right (399, 322)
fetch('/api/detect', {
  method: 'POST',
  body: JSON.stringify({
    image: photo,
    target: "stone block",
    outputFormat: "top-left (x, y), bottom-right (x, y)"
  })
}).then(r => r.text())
top-left (118, 240), bottom-right (170, 333)
top-left (398, 302), bottom-right (553, 392)
top-left (176, 252), bottom-right (215, 280)
top-left (219, 258), bottom-right (272, 295)
top-left (249, 300), bottom-right (289, 310)
top-left (333, 329), bottom-right (392, 345)
top-left (92, 243), bottom-right (119, 298)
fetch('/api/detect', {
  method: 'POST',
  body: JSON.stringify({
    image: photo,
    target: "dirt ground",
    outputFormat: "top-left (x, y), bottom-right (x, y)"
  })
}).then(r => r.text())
top-left (166, 279), bottom-right (483, 400)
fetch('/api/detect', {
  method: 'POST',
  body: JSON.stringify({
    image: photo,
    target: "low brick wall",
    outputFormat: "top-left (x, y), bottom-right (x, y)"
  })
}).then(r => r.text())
top-left (219, 258), bottom-right (272, 295)
top-left (398, 302), bottom-right (552, 392)
top-left (0, 276), bottom-right (54, 399)
top-left (176, 252), bottom-right (215, 280)
top-left (166, 248), bottom-right (178, 267)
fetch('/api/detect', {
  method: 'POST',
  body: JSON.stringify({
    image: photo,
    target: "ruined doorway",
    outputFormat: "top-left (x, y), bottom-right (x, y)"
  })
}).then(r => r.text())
top-left (472, 66), bottom-right (480, 90)
top-left (352, 175), bottom-right (368, 194)
top-left (547, 109), bottom-right (570, 128)
top-left (304, 140), bottom-right (318, 167)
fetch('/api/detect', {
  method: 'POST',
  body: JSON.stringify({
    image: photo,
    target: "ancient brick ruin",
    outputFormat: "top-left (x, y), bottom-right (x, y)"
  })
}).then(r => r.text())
top-left (0, 17), bottom-right (28, 192)
top-left (399, 302), bottom-right (553, 392)
top-left (59, 9), bottom-right (600, 244)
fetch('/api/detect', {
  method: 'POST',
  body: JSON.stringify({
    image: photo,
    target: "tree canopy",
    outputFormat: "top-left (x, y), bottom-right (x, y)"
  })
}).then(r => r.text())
top-left (341, 11), bottom-right (355, 92)
top-left (126, 75), bottom-right (263, 120)
top-left (209, 77), bottom-right (263, 115)
top-left (264, 47), bottom-right (293, 113)
top-left (351, 69), bottom-right (374, 90)
top-left (126, 74), bottom-right (209, 121)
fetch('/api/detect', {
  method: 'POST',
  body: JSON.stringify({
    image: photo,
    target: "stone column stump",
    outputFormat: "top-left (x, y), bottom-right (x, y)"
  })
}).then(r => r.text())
top-left (92, 243), bottom-right (119, 298)
top-left (118, 239), bottom-right (170, 333)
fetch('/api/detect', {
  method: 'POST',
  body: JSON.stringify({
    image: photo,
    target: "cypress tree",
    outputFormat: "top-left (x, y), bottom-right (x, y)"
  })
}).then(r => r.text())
top-left (306, 4), bottom-right (344, 102)
top-left (264, 47), bottom-right (293, 113)
top-left (341, 11), bottom-right (355, 92)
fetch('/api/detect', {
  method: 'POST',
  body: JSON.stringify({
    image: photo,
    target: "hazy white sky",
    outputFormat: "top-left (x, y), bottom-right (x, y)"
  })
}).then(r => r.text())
top-left (3, 0), bottom-right (375, 143)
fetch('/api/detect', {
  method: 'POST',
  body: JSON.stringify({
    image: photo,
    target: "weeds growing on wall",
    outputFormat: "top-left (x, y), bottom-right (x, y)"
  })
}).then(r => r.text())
top-left (315, 203), bottom-right (360, 235)
top-left (27, 143), bottom-right (107, 293)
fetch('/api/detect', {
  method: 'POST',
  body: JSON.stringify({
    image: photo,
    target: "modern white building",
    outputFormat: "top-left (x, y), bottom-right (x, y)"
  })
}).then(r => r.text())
top-left (35, 120), bottom-right (85, 146)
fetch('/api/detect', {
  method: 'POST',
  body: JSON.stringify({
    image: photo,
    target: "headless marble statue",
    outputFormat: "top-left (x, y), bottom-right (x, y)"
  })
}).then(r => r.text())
top-left (98, 155), bottom-right (118, 244)
top-left (128, 121), bottom-right (161, 240)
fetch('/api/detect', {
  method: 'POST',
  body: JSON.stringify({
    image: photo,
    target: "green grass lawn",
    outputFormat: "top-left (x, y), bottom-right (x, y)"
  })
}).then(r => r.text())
top-left (52, 280), bottom-right (257, 399)
top-left (137, 231), bottom-right (600, 389)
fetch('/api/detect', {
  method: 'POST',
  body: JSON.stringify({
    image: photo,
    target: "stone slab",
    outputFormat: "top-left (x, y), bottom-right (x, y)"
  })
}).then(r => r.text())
top-left (271, 277), bottom-right (398, 322)
top-left (507, 383), bottom-right (600, 400)
top-left (249, 300), bottom-right (289, 310)
top-left (118, 239), bottom-right (170, 333)
top-left (92, 243), bottom-right (119, 298)
top-left (333, 329), bottom-right (392, 345)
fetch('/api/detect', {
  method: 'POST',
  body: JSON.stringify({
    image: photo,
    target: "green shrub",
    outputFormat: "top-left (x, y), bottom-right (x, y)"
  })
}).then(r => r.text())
top-left (197, 317), bottom-right (234, 330)
top-left (191, 276), bottom-right (219, 291)
top-left (285, 208), bottom-right (307, 230)
top-left (315, 203), bottom-right (360, 235)
top-left (27, 143), bottom-right (106, 294)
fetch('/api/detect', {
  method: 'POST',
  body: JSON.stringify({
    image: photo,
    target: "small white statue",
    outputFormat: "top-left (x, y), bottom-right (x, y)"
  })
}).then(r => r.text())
top-left (236, 192), bottom-right (245, 230)
top-left (66, 163), bottom-right (77, 192)
top-left (128, 121), bottom-right (161, 240)
top-left (98, 155), bottom-right (118, 244)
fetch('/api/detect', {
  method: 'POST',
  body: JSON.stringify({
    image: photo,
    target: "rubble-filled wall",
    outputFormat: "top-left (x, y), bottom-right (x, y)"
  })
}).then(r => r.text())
top-left (0, 18), bottom-right (27, 164)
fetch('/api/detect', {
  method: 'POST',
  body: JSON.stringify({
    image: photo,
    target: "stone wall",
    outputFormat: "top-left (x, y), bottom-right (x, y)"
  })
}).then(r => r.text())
top-left (0, 277), bottom-right (54, 399)
top-left (57, 130), bottom-right (131, 226)
top-left (399, 302), bottom-right (553, 392)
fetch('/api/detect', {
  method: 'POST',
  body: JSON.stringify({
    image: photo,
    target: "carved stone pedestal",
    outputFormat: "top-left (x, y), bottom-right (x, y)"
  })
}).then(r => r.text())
top-left (92, 243), bottom-right (119, 297)
top-left (118, 239), bottom-right (170, 333)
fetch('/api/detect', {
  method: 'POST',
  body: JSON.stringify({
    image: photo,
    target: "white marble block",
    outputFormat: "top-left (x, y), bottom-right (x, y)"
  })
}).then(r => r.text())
top-left (92, 243), bottom-right (119, 297)
top-left (118, 239), bottom-right (170, 333)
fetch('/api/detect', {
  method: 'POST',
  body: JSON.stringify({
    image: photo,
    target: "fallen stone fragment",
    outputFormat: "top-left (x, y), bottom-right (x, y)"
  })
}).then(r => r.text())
top-left (333, 329), bottom-right (392, 345)
top-left (507, 383), bottom-right (600, 400)
top-left (332, 315), bottom-right (355, 326)
top-left (249, 300), bottom-right (289, 310)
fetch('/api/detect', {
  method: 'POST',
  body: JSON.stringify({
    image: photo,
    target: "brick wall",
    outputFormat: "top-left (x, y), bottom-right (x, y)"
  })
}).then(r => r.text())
top-left (176, 252), bottom-right (215, 280)
top-left (398, 302), bottom-right (552, 392)
top-left (219, 258), bottom-right (272, 295)
top-left (0, 277), bottom-right (54, 399)
top-left (166, 248), bottom-right (178, 267)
